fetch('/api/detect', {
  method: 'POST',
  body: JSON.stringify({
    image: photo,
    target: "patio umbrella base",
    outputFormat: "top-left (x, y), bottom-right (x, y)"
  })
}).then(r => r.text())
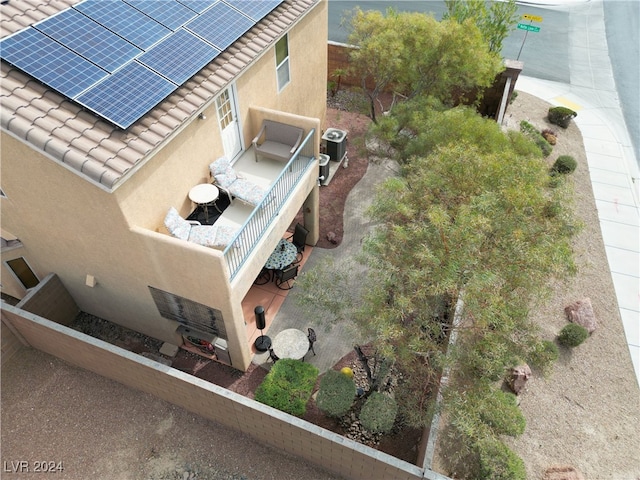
top-left (254, 335), bottom-right (271, 352)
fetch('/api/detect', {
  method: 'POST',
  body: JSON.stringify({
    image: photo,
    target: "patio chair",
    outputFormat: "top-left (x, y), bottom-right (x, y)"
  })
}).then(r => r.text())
top-left (307, 327), bottom-right (317, 356)
top-left (164, 207), bottom-right (238, 249)
top-left (287, 223), bottom-right (309, 263)
top-left (274, 264), bottom-right (299, 290)
top-left (253, 267), bottom-right (272, 285)
top-left (268, 347), bottom-right (279, 363)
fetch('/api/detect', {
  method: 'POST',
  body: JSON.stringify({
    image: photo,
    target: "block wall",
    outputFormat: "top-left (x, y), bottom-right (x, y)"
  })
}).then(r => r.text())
top-left (1, 304), bottom-right (426, 480)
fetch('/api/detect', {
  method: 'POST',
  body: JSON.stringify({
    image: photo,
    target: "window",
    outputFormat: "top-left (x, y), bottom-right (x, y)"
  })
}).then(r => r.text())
top-left (275, 35), bottom-right (290, 91)
top-left (216, 89), bottom-right (233, 130)
top-left (5, 257), bottom-right (39, 289)
top-left (148, 286), bottom-right (227, 339)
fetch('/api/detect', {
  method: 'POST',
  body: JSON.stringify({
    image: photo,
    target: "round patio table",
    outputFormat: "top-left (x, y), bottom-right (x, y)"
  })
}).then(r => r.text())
top-left (272, 328), bottom-right (309, 360)
top-left (265, 239), bottom-right (297, 270)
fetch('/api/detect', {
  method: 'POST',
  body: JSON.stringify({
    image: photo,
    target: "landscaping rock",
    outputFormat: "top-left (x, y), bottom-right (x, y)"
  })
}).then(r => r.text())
top-left (543, 465), bottom-right (586, 480)
top-left (564, 298), bottom-right (597, 333)
top-left (507, 364), bottom-right (532, 395)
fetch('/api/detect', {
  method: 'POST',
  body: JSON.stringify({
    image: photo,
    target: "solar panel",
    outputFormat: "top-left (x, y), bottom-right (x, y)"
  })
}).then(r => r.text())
top-left (226, 0), bottom-right (282, 21)
top-left (186, 1), bottom-right (254, 51)
top-left (176, 0), bottom-right (218, 14)
top-left (75, 0), bottom-right (171, 50)
top-left (0, 0), bottom-right (285, 129)
top-left (34, 9), bottom-right (142, 73)
top-left (0, 28), bottom-right (107, 98)
top-left (139, 29), bottom-right (220, 85)
top-left (123, 0), bottom-right (198, 30)
top-left (77, 62), bottom-right (176, 129)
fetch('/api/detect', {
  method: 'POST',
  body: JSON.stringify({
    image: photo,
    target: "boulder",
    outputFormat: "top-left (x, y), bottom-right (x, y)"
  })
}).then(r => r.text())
top-left (543, 465), bottom-right (585, 480)
top-left (564, 298), bottom-right (597, 333)
top-left (507, 364), bottom-right (531, 395)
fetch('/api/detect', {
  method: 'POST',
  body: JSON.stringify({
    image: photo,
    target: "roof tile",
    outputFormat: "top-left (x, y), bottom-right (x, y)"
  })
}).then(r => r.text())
top-left (1, 0), bottom-right (318, 190)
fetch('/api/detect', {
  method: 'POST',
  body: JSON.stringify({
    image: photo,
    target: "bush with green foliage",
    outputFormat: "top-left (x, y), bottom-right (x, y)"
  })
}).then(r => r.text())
top-left (558, 323), bottom-right (589, 347)
top-left (548, 106), bottom-right (577, 128)
top-left (254, 359), bottom-right (318, 417)
top-left (316, 369), bottom-right (356, 417)
top-left (528, 339), bottom-right (560, 374)
top-left (475, 436), bottom-right (526, 480)
top-left (551, 155), bottom-right (577, 175)
top-left (520, 120), bottom-right (552, 157)
top-left (359, 392), bottom-right (398, 434)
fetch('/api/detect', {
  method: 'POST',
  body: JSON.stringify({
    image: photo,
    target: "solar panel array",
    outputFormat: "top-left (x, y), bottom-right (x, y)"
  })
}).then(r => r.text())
top-left (0, 0), bottom-right (283, 129)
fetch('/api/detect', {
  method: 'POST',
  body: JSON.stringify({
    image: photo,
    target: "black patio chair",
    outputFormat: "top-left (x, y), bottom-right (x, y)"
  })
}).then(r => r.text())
top-left (274, 264), bottom-right (299, 290)
top-left (307, 327), bottom-right (317, 356)
top-left (268, 347), bottom-right (279, 363)
top-left (287, 223), bottom-right (309, 263)
top-left (253, 267), bottom-right (272, 285)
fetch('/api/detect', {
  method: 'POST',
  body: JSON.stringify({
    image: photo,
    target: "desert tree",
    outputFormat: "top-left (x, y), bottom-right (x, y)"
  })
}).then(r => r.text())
top-left (345, 8), bottom-right (503, 122)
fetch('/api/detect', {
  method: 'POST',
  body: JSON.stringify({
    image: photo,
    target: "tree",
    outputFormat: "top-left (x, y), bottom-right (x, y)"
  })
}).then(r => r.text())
top-left (443, 0), bottom-right (519, 54)
top-left (346, 8), bottom-right (503, 122)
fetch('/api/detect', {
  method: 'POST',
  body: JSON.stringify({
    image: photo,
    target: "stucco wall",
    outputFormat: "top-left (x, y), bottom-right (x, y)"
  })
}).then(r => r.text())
top-left (1, 303), bottom-right (426, 480)
top-left (0, 1), bottom-right (328, 371)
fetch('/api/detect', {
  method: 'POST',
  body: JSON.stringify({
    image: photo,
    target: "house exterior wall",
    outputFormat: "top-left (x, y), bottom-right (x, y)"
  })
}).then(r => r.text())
top-left (0, 1), bottom-right (328, 371)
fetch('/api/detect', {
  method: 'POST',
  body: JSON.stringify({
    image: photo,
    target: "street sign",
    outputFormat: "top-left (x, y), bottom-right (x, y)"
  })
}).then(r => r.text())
top-left (517, 23), bottom-right (541, 32)
top-left (523, 14), bottom-right (543, 22)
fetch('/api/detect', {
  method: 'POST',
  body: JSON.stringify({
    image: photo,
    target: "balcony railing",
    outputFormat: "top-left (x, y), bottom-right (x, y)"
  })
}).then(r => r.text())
top-left (223, 129), bottom-right (316, 280)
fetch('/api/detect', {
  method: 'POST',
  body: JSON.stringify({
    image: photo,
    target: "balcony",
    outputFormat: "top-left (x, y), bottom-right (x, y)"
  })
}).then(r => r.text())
top-left (214, 129), bottom-right (316, 280)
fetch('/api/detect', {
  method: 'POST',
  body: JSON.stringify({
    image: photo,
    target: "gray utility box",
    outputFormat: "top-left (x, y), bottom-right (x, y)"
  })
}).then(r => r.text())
top-left (322, 128), bottom-right (347, 162)
top-left (319, 154), bottom-right (330, 181)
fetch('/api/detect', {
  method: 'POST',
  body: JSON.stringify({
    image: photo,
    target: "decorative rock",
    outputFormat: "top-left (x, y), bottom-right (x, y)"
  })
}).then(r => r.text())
top-left (564, 298), bottom-right (597, 333)
top-left (507, 364), bottom-right (531, 395)
top-left (326, 231), bottom-right (338, 244)
top-left (543, 465), bottom-right (585, 480)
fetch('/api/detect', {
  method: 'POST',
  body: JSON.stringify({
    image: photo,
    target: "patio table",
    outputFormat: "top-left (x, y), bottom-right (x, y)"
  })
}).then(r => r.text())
top-left (272, 328), bottom-right (309, 360)
top-left (264, 239), bottom-right (297, 271)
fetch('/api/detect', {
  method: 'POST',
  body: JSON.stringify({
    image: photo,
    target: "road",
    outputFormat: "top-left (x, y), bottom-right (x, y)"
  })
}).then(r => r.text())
top-left (328, 0), bottom-right (639, 168)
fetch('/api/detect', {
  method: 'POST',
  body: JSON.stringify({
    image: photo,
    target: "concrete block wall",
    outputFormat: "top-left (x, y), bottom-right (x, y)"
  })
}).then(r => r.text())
top-left (1, 303), bottom-right (425, 480)
top-left (16, 273), bottom-right (79, 326)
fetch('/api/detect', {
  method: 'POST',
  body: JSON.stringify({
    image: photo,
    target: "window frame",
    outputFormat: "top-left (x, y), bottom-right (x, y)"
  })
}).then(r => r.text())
top-left (275, 34), bottom-right (290, 92)
top-left (4, 256), bottom-right (39, 290)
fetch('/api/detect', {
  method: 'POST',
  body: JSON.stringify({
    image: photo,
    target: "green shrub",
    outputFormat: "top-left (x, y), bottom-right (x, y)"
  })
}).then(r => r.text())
top-left (548, 106), bottom-right (577, 128)
top-left (528, 339), bottom-right (560, 373)
top-left (316, 369), bottom-right (356, 417)
top-left (558, 323), bottom-right (589, 347)
top-left (475, 437), bottom-right (526, 480)
top-left (551, 155), bottom-right (577, 174)
top-left (359, 392), bottom-right (398, 434)
top-left (519, 120), bottom-right (552, 157)
top-left (254, 359), bottom-right (318, 416)
top-left (478, 389), bottom-right (526, 437)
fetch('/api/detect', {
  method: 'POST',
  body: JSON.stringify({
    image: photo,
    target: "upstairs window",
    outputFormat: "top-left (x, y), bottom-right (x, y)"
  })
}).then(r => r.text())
top-left (275, 35), bottom-right (290, 91)
top-left (5, 257), bottom-right (39, 290)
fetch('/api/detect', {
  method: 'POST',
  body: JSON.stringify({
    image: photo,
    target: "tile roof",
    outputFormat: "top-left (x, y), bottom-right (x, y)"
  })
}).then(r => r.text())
top-left (0, 0), bottom-right (317, 191)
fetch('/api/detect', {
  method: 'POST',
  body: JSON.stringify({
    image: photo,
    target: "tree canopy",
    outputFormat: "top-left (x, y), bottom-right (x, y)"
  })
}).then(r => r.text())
top-left (346, 8), bottom-right (504, 122)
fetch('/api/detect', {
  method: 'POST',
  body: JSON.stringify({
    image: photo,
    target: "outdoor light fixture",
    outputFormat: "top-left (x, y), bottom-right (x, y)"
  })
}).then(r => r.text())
top-left (198, 113), bottom-right (206, 120)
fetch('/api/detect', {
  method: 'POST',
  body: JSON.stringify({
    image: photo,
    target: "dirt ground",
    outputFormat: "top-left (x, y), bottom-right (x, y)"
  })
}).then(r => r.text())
top-left (2, 91), bottom-right (639, 479)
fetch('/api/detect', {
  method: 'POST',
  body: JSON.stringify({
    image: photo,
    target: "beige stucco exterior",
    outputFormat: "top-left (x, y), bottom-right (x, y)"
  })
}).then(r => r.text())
top-left (1, 0), bottom-right (328, 371)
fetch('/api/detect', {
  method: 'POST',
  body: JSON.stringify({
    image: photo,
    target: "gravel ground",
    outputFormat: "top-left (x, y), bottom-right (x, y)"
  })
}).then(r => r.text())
top-left (0, 347), bottom-right (344, 480)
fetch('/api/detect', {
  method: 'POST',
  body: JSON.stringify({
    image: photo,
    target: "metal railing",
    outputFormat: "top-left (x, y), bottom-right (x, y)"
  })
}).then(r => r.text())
top-left (223, 129), bottom-right (316, 281)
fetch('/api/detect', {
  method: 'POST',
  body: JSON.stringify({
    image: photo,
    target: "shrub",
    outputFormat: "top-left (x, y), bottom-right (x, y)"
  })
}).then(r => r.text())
top-left (551, 155), bottom-right (577, 174)
top-left (316, 369), bottom-right (356, 417)
top-left (558, 323), bottom-right (589, 347)
top-left (254, 359), bottom-right (318, 416)
top-left (478, 389), bottom-right (526, 437)
top-left (519, 120), bottom-right (552, 157)
top-left (528, 339), bottom-right (559, 373)
top-left (548, 106), bottom-right (577, 128)
top-left (359, 392), bottom-right (398, 434)
top-left (541, 128), bottom-right (557, 145)
top-left (475, 437), bottom-right (526, 480)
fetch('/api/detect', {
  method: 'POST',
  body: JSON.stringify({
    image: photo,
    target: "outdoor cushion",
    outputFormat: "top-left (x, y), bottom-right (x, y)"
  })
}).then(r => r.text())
top-left (164, 207), bottom-right (191, 240)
